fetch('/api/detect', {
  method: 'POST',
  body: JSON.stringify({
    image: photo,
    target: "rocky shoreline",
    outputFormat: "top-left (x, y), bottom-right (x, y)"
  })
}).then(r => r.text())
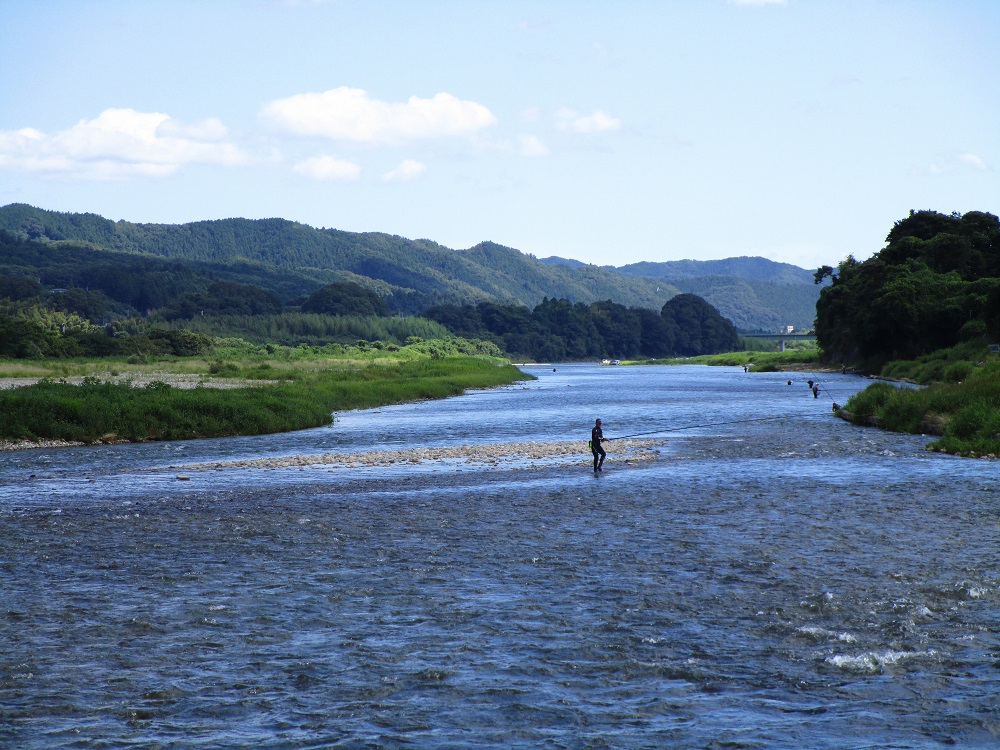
top-left (174, 438), bottom-right (664, 472)
top-left (0, 438), bottom-right (87, 451)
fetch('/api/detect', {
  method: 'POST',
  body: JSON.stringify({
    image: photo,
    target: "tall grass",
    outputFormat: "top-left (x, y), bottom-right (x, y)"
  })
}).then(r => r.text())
top-left (0, 358), bottom-right (530, 443)
top-left (842, 362), bottom-right (1000, 457)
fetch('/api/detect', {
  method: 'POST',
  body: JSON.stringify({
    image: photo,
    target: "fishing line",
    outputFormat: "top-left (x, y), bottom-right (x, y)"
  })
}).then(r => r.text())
top-left (603, 370), bottom-right (853, 442)
top-left (610, 415), bottom-right (795, 441)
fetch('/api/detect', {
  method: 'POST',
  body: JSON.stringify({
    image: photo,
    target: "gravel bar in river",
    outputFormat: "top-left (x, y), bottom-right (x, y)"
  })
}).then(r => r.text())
top-left (175, 437), bottom-right (662, 471)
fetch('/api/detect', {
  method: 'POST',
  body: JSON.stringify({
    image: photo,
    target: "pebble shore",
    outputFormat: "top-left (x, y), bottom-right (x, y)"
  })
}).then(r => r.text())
top-left (0, 438), bottom-right (87, 451)
top-left (176, 438), bottom-right (663, 471)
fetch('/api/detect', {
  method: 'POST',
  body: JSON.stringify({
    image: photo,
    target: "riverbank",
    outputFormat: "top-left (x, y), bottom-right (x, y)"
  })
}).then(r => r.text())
top-left (834, 342), bottom-right (1000, 458)
top-left (0, 356), bottom-right (532, 447)
top-left (637, 348), bottom-right (826, 371)
top-left (0, 437), bottom-right (87, 451)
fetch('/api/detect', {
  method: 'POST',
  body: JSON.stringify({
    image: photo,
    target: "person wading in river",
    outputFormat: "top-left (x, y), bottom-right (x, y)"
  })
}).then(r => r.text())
top-left (591, 418), bottom-right (607, 472)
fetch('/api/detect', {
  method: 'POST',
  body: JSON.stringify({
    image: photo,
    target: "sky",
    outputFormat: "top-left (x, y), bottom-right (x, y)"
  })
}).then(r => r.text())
top-left (0, 0), bottom-right (997, 271)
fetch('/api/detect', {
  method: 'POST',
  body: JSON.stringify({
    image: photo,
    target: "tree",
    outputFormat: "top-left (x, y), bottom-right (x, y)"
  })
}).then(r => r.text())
top-left (420, 303), bottom-right (483, 336)
top-left (635, 307), bottom-right (676, 358)
top-left (589, 300), bottom-right (642, 358)
top-left (813, 265), bottom-right (836, 285)
top-left (301, 282), bottom-right (390, 317)
top-left (660, 294), bottom-right (739, 355)
top-left (0, 275), bottom-right (44, 301)
top-left (815, 210), bottom-right (1000, 368)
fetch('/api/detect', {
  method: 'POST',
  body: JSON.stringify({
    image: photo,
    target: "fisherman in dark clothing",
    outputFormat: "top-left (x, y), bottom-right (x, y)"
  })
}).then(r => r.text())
top-left (591, 418), bottom-right (607, 472)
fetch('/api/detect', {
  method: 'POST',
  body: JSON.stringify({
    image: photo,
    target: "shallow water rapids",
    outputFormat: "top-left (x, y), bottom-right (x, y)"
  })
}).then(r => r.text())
top-left (2, 364), bottom-right (999, 748)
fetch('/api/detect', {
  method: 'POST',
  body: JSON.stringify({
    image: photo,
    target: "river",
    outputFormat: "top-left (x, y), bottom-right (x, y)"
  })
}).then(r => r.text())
top-left (2, 363), bottom-right (999, 748)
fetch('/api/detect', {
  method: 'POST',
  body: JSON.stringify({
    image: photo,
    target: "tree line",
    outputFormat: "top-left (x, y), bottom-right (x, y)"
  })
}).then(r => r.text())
top-left (2, 227), bottom-right (742, 361)
top-left (420, 294), bottom-right (740, 361)
top-left (815, 209), bottom-right (1000, 368)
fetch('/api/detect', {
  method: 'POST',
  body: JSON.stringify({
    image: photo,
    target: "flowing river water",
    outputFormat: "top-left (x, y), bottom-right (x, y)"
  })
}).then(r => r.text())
top-left (2, 363), bottom-right (999, 748)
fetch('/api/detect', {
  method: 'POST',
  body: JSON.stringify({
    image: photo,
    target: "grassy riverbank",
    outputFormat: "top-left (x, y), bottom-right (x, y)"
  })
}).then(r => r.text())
top-left (0, 355), bottom-right (530, 444)
top-left (839, 343), bottom-right (1000, 458)
top-left (640, 348), bottom-right (822, 370)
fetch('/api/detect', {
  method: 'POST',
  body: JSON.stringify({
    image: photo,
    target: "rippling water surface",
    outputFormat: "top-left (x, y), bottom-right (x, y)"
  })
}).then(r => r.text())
top-left (3, 364), bottom-right (1000, 748)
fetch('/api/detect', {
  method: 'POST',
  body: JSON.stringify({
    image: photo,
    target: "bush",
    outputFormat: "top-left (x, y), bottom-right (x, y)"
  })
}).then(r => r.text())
top-left (959, 319), bottom-right (988, 341)
top-left (943, 360), bottom-right (974, 383)
top-left (844, 381), bottom-right (898, 419)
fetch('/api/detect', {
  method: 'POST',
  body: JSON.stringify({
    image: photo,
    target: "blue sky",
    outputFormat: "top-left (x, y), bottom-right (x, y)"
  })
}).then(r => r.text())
top-left (1, 0), bottom-right (996, 270)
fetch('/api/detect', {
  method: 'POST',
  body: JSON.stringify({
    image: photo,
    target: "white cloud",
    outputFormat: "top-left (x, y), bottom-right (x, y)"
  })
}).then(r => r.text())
top-left (555, 108), bottom-right (622, 133)
top-left (261, 86), bottom-right (497, 143)
top-left (518, 134), bottom-right (549, 157)
top-left (382, 159), bottom-right (426, 182)
top-left (470, 133), bottom-right (550, 158)
top-left (958, 152), bottom-right (988, 170)
top-left (0, 108), bottom-right (247, 180)
top-left (156, 116), bottom-right (230, 141)
top-left (293, 154), bottom-right (361, 181)
top-left (929, 151), bottom-right (990, 175)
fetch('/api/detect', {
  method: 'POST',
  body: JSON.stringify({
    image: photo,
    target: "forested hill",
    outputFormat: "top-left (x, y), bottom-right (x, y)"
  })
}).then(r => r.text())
top-left (815, 209), bottom-right (1000, 368)
top-left (0, 204), bottom-right (677, 315)
top-left (541, 256), bottom-right (823, 331)
top-left (614, 257), bottom-right (815, 284)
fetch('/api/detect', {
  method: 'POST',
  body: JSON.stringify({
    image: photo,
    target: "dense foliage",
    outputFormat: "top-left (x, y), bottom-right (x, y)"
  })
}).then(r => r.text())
top-left (157, 281), bottom-right (283, 320)
top-left (0, 229), bottom-right (324, 312)
top-left (162, 312), bottom-right (454, 348)
top-left (421, 293), bottom-right (739, 360)
top-left (0, 229), bottom-right (450, 356)
top-left (0, 303), bottom-right (213, 359)
top-left (302, 282), bottom-right (391, 317)
top-left (815, 210), bottom-right (1000, 369)
top-left (660, 293), bottom-right (740, 355)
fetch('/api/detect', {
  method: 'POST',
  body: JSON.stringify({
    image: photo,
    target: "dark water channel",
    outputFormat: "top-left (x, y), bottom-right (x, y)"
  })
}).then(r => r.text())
top-left (2, 364), bottom-right (1000, 748)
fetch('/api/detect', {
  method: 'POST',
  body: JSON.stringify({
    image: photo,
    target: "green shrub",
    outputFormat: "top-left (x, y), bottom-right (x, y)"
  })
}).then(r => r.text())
top-left (943, 360), bottom-right (974, 383)
top-left (958, 319), bottom-right (988, 341)
top-left (914, 360), bottom-right (946, 384)
top-left (844, 381), bottom-right (897, 419)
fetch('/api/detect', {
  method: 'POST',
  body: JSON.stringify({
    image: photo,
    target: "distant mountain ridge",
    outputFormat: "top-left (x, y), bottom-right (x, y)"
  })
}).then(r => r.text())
top-left (0, 204), bottom-right (819, 330)
top-left (542, 256), bottom-right (822, 331)
top-left (0, 204), bottom-right (677, 314)
top-left (614, 257), bottom-right (815, 285)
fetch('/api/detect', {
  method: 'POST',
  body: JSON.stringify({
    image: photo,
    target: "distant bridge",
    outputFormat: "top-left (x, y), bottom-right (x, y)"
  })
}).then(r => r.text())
top-left (740, 333), bottom-right (816, 352)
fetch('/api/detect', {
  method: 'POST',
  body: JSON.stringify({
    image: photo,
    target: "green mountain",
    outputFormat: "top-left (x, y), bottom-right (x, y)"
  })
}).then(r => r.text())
top-left (0, 204), bottom-right (677, 314)
top-left (0, 204), bottom-right (820, 331)
top-left (613, 257), bottom-right (815, 285)
top-left (599, 257), bottom-right (822, 332)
